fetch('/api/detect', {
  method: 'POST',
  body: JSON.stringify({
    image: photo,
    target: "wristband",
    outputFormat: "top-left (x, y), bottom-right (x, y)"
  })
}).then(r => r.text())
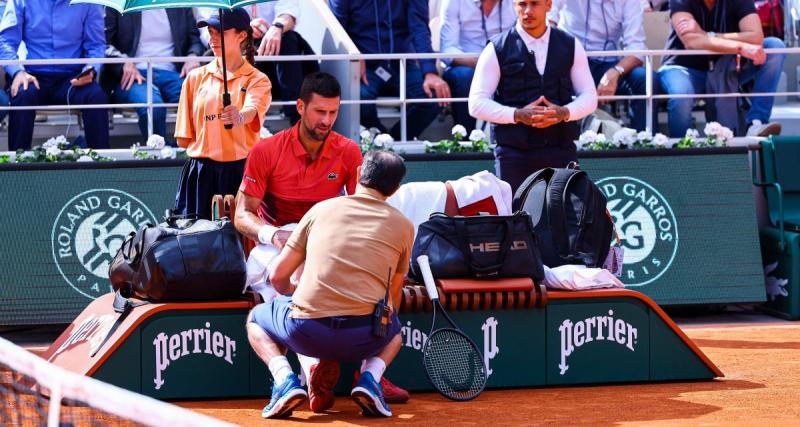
top-left (258, 225), bottom-right (278, 245)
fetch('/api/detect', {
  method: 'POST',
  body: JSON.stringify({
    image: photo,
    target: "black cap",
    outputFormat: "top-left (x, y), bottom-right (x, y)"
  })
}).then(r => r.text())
top-left (197, 8), bottom-right (251, 32)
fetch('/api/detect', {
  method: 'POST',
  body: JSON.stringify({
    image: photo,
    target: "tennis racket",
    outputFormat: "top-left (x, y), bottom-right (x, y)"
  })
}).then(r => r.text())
top-left (416, 255), bottom-right (487, 401)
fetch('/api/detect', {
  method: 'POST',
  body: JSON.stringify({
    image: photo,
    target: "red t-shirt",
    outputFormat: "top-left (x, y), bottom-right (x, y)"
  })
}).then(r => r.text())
top-left (239, 124), bottom-right (363, 226)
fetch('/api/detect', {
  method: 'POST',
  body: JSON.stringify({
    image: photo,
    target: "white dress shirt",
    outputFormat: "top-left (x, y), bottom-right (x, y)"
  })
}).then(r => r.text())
top-left (439, 0), bottom-right (516, 64)
top-left (196, 0), bottom-right (300, 47)
top-left (468, 23), bottom-right (598, 125)
top-left (548, 0), bottom-right (646, 61)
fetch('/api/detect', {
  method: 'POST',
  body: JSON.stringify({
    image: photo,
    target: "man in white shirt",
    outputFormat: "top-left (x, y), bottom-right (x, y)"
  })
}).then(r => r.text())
top-left (105, 8), bottom-right (204, 143)
top-left (197, 1), bottom-right (317, 125)
top-left (468, 0), bottom-right (597, 192)
top-left (549, 0), bottom-right (650, 131)
top-left (439, 0), bottom-right (516, 131)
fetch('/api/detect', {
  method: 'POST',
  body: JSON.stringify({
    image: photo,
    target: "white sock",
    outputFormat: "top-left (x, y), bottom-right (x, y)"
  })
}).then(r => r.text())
top-left (360, 357), bottom-right (386, 382)
top-left (297, 354), bottom-right (319, 386)
top-left (268, 356), bottom-right (293, 385)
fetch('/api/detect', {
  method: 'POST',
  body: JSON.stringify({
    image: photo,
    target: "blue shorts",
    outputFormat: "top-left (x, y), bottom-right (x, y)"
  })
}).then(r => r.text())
top-left (250, 295), bottom-right (402, 363)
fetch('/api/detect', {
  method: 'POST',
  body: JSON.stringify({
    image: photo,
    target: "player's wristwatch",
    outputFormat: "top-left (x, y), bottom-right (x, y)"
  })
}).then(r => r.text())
top-left (613, 65), bottom-right (626, 76)
top-left (272, 21), bottom-right (285, 32)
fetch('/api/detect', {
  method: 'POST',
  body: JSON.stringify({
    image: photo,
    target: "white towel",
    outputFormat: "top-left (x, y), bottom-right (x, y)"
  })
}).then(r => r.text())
top-left (449, 170), bottom-right (513, 216)
top-left (244, 223), bottom-right (301, 302)
top-left (387, 181), bottom-right (447, 239)
top-left (387, 171), bottom-right (513, 239)
top-left (542, 264), bottom-right (625, 291)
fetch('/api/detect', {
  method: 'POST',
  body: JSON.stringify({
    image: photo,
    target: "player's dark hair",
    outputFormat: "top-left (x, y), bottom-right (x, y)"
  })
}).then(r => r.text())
top-left (242, 28), bottom-right (255, 66)
top-left (299, 72), bottom-right (341, 104)
top-left (359, 150), bottom-right (406, 197)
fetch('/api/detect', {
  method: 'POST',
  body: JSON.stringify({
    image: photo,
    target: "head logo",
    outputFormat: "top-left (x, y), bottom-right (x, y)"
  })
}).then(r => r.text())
top-left (596, 177), bottom-right (679, 287)
top-left (51, 189), bottom-right (156, 298)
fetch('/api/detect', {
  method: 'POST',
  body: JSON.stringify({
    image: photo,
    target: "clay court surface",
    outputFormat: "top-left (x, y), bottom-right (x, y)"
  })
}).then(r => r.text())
top-left (176, 319), bottom-right (800, 426)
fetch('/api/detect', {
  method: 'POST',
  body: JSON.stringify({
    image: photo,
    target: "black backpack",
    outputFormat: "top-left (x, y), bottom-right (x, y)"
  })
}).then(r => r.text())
top-left (512, 168), bottom-right (614, 268)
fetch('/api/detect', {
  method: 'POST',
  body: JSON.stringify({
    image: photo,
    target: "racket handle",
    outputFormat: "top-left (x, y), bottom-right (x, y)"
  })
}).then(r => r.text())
top-left (416, 255), bottom-right (440, 301)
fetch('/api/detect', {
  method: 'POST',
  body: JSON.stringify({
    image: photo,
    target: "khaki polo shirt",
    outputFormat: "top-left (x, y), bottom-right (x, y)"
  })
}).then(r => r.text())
top-left (286, 193), bottom-right (415, 319)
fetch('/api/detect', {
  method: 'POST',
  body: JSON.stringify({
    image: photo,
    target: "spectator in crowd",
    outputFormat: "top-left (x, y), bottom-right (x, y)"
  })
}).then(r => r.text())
top-left (105, 8), bottom-right (204, 144)
top-left (659, 0), bottom-right (786, 137)
top-left (0, 0), bottom-right (108, 150)
top-left (549, 0), bottom-right (651, 132)
top-left (174, 9), bottom-right (271, 220)
top-left (235, 72), bottom-right (410, 412)
top-left (198, 1), bottom-right (316, 126)
top-left (439, 0), bottom-right (516, 131)
top-left (330, 0), bottom-right (452, 141)
top-left (469, 0), bottom-right (597, 192)
top-left (247, 150), bottom-right (412, 418)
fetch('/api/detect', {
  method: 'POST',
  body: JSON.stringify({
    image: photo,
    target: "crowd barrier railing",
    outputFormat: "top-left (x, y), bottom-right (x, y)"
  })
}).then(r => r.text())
top-left (0, 47), bottom-right (799, 142)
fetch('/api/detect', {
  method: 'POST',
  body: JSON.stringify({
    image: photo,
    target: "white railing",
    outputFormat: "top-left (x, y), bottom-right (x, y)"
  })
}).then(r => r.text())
top-left (0, 47), bottom-right (798, 141)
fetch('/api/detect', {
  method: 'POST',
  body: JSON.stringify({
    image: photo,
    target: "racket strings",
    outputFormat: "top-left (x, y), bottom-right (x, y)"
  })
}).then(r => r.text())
top-left (423, 329), bottom-right (486, 401)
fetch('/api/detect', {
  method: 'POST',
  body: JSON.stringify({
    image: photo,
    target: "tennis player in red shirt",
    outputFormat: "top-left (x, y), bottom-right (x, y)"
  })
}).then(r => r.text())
top-left (235, 72), bottom-right (410, 413)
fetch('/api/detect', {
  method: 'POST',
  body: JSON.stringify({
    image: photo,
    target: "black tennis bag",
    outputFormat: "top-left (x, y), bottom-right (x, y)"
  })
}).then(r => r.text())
top-left (408, 211), bottom-right (544, 282)
top-left (513, 167), bottom-right (614, 268)
top-left (108, 215), bottom-right (246, 302)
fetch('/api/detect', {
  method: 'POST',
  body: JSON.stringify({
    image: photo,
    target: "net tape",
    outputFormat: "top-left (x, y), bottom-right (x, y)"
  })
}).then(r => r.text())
top-left (423, 328), bottom-right (487, 401)
top-left (0, 337), bottom-right (233, 427)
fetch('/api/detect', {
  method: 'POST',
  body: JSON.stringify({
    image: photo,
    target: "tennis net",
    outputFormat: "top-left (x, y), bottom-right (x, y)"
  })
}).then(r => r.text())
top-left (0, 336), bottom-right (234, 427)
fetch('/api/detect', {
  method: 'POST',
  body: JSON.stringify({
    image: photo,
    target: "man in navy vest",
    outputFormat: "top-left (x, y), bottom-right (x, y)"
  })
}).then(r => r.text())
top-left (468, 0), bottom-right (597, 193)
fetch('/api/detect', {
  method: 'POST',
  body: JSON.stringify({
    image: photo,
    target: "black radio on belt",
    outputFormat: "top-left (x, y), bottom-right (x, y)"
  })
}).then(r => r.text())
top-left (372, 269), bottom-right (393, 338)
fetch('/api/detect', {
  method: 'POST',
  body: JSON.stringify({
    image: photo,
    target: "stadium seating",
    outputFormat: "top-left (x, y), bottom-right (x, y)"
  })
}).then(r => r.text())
top-left (756, 136), bottom-right (800, 319)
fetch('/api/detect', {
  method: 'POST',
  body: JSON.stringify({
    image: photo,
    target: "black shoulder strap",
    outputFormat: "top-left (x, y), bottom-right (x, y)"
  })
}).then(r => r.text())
top-left (546, 168), bottom-right (585, 257)
top-left (513, 168), bottom-right (555, 211)
top-left (90, 289), bottom-right (149, 357)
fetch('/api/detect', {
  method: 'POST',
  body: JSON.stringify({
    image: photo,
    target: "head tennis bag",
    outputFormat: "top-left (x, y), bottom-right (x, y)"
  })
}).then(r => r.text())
top-left (408, 211), bottom-right (544, 282)
top-left (109, 216), bottom-right (245, 301)
top-left (512, 168), bottom-right (614, 268)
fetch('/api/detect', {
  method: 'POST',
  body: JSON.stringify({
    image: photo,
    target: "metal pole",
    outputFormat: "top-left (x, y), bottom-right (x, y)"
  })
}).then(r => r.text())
top-left (645, 55), bottom-right (653, 134)
top-left (219, 8), bottom-right (232, 130)
top-left (399, 59), bottom-right (407, 143)
top-left (147, 62), bottom-right (153, 137)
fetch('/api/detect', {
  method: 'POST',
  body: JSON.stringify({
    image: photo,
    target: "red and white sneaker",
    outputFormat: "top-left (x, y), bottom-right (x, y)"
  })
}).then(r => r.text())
top-left (353, 371), bottom-right (410, 404)
top-left (309, 360), bottom-right (340, 413)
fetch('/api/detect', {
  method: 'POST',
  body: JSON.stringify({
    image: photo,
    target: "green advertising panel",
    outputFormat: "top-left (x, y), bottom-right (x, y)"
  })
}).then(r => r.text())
top-left (546, 299), bottom-right (649, 385)
top-left (83, 294), bottom-right (717, 399)
top-left (0, 149), bottom-right (765, 325)
top-left (386, 309), bottom-right (546, 391)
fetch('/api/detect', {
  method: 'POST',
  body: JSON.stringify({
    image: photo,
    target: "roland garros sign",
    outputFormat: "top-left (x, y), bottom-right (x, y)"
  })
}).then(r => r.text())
top-left (51, 189), bottom-right (157, 298)
top-left (597, 177), bottom-right (679, 287)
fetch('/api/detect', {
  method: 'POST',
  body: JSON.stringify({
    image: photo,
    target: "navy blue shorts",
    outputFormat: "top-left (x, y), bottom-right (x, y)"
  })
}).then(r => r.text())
top-left (250, 296), bottom-right (402, 363)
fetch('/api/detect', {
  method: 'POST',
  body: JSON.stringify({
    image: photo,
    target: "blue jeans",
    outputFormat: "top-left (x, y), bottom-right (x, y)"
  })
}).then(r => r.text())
top-left (658, 37), bottom-right (787, 137)
top-left (114, 68), bottom-right (183, 143)
top-left (10, 72), bottom-right (109, 150)
top-left (250, 295), bottom-right (402, 363)
top-left (443, 65), bottom-right (476, 131)
top-left (589, 59), bottom-right (651, 132)
top-left (360, 60), bottom-right (441, 141)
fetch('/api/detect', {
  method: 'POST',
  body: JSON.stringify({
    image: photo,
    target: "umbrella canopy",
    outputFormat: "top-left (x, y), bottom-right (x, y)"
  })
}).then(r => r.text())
top-left (72, 0), bottom-right (263, 14)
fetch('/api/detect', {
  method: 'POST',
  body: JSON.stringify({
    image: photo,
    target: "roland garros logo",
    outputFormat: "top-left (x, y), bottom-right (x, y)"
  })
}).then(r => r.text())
top-left (597, 177), bottom-right (679, 287)
top-left (51, 189), bottom-right (157, 298)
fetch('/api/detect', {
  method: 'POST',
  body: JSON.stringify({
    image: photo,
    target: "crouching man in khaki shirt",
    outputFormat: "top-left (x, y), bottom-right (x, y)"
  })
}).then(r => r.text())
top-left (247, 150), bottom-right (414, 419)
